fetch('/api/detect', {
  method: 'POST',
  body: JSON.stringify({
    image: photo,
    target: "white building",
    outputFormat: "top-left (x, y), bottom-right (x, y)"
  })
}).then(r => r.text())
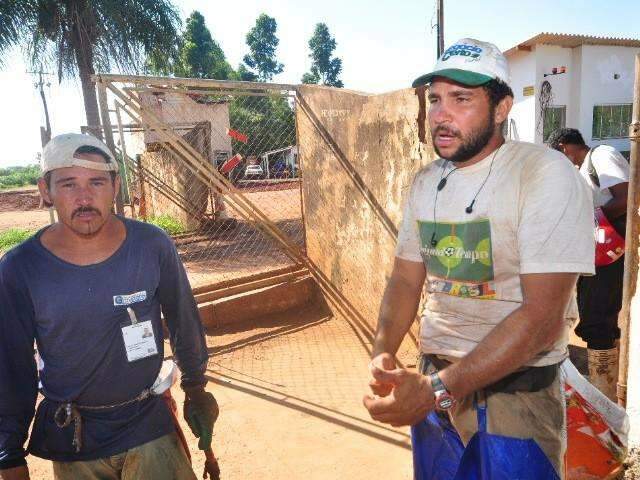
top-left (505, 33), bottom-right (640, 157)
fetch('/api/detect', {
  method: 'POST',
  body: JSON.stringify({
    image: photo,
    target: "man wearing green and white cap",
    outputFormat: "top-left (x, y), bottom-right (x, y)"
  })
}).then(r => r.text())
top-left (364, 39), bottom-right (594, 477)
top-left (0, 133), bottom-right (217, 480)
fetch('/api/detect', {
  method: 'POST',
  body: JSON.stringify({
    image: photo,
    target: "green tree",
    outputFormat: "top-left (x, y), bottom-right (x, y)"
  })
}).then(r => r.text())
top-left (149, 11), bottom-right (233, 80)
top-left (242, 14), bottom-right (284, 82)
top-left (234, 63), bottom-right (258, 82)
top-left (0, 0), bottom-right (181, 134)
top-left (302, 23), bottom-right (343, 88)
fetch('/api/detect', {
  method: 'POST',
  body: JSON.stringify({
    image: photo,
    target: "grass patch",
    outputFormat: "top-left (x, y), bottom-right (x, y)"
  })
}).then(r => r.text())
top-left (146, 214), bottom-right (186, 236)
top-left (0, 228), bottom-right (34, 252)
top-left (0, 165), bottom-right (40, 190)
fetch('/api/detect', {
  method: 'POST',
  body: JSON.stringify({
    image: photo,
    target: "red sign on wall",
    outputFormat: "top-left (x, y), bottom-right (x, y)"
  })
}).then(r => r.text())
top-left (226, 128), bottom-right (248, 143)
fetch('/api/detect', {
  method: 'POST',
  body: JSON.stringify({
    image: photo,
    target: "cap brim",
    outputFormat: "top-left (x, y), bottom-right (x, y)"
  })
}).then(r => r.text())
top-left (412, 69), bottom-right (493, 88)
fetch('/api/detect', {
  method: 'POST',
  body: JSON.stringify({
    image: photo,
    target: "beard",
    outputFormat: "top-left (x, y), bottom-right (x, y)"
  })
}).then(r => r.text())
top-left (432, 107), bottom-right (496, 163)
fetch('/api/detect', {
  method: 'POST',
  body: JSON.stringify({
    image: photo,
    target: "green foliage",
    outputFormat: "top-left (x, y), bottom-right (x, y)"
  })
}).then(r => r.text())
top-left (146, 214), bottom-right (185, 236)
top-left (1, 0), bottom-right (182, 79)
top-left (302, 23), bottom-right (343, 88)
top-left (0, 228), bottom-right (34, 252)
top-left (232, 63), bottom-right (259, 82)
top-left (242, 14), bottom-right (284, 81)
top-left (0, 165), bottom-right (40, 190)
top-left (228, 95), bottom-right (296, 160)
top-left (147, 10), bottom-right (233, 80)
top-left (1, 0), bottom-right (182, 126)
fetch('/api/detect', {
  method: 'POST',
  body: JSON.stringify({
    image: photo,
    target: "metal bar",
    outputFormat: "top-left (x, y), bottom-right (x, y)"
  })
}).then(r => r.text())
top-left (97, 81), bottom-right (125, 215)
top-left (294, 96), bottom-right (308, 253)
top-left (618, 54), bottom-right (640, 406)
top-left (93, 73), bottom-right (297, 92)
top-left (437, 0), bottom-right (445, 58)
top-left (114, 103), bottom-right (132, 212)
top-left (124, 86), bottom-right (294, 98)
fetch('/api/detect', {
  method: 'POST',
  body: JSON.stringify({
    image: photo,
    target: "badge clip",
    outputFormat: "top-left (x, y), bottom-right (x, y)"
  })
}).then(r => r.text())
top-left (127, 307), bottom-right (138, 325)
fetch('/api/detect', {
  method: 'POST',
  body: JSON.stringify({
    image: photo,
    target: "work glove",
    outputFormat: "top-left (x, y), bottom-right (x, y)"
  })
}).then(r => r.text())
top-left (183, 385), bottom-right (219, 450)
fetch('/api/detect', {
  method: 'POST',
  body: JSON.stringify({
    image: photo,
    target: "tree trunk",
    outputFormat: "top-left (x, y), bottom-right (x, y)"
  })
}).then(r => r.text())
top-left (75, 50), bottom-right (102, 139)
top-left (70, 8), bottom-right (101, 140)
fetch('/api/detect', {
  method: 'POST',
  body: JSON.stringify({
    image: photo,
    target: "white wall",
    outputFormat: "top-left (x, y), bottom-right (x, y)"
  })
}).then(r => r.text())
top-left (578, 45), bottom-right (640, 153)
top-left (506, 50), bottom-right (536, 142)
top-left (534, 45), bottom-right (575, 144)
top-left (507, 43), bottom-right (639, 151)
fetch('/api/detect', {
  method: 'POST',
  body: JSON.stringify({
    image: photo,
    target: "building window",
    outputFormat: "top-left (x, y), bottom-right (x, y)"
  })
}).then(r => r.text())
top-left (592, 104), bottom-right (632, 140)
top-left (543, 106), bottom-right (566, 142)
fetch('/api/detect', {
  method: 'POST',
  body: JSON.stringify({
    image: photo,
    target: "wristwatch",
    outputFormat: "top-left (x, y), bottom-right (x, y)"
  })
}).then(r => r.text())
top-left (429, 372), bottom-right (456, 410)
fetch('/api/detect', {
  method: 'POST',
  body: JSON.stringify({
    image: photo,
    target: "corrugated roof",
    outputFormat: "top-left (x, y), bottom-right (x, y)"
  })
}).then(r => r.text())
top-left (504, 32), bottom-right (640, 56)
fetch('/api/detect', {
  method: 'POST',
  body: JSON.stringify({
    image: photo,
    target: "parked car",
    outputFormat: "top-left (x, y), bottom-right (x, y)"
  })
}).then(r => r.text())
top-left (244, 164), bottom-right (264, 178)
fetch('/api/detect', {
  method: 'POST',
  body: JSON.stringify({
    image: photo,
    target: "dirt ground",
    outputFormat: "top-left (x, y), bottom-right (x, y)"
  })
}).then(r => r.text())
top-left (25, 303), bottom-right (414, 480)
top-left (626, 449), bottom-right (640, 479)
top-left (0, 189), bottom-right (53, 233)
top-left (0, 186), bottom-right (304, 290)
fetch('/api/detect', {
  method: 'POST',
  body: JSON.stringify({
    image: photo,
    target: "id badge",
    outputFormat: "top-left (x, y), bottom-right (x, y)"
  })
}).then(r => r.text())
top-left (121, 307), bottom-right (158, 362)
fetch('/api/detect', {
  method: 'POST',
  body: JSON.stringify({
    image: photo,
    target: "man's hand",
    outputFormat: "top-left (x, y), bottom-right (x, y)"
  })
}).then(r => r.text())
top-left (183, 386), bottom-right (219, 450)
top-left (0, 466), bottom-right (29, 480)
top-left (368, 353), bottom-right (397, 397)
top-left (363, 366), bottom-right (434, 427)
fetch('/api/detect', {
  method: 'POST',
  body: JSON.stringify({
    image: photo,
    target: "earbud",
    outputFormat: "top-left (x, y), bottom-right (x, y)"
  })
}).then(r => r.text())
top-left (465, 200), bottom-right (475, 214)
top-left (437, 178), bottom-right (447, 191)
top-left (430, 232), bottom-right (437, 247)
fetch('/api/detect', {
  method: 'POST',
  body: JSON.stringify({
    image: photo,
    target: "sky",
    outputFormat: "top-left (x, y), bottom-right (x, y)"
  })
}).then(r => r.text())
top-left (1, 0), bottom-right (640, 167)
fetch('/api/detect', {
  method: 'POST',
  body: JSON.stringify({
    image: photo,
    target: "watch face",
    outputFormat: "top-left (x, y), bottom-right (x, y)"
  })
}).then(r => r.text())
top-left (436, 392), bottom-right (455, 410)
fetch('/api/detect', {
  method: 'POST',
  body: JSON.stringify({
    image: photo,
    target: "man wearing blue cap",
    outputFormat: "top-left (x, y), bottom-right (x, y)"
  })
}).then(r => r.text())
top-left (363, 39), bottom-right (594, 477)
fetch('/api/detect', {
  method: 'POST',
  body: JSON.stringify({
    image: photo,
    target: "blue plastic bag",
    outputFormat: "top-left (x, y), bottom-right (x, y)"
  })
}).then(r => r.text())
top-left (411, 411), bottom-right (464, 479)
top-left (455, 403), bottom-right (560, 480)
top-left (412, 402), bottom-right (560, 480)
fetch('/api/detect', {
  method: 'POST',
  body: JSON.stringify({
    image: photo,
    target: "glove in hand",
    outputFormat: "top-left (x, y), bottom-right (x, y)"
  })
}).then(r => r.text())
top-left (183, 387), bottom-right (219, 450)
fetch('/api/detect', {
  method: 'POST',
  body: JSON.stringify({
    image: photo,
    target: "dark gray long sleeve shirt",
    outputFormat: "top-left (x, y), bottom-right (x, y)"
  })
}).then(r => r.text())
top-left (0, 218), bottom-right (208, 468)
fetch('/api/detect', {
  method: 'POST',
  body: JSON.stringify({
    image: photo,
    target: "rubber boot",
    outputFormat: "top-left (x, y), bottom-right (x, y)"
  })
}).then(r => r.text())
top-left (587, 347), bottom-right (619, 402)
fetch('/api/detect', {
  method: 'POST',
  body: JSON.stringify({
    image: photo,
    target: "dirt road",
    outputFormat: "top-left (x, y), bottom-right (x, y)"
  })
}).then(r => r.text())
top-left (26, 304), bottom-right (413, 479)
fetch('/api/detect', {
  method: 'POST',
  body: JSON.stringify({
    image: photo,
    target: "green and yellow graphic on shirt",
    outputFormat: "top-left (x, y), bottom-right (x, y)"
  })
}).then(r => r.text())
top-left (418, 219), bottom-right (496, 299)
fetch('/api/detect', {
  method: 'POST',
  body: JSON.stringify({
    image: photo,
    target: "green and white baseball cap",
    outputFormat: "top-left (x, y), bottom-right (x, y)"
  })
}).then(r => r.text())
top-left (42, 133), bottom-right (119, 175)
top-left (412, 38), bottom-right (510, 88)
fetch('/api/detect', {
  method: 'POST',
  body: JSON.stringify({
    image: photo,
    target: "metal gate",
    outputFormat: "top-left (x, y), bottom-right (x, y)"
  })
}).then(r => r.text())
top-left (95, 75), bottom-right (305, 290)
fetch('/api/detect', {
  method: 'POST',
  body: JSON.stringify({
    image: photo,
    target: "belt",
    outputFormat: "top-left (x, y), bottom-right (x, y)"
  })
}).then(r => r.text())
top-left (423, 354), bottom-right (559, 394)
top-left (52, 388), bottom-right (152, 453)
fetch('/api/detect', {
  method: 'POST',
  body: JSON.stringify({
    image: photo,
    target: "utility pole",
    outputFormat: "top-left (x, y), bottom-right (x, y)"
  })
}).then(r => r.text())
top-left (28, 69), bottom-right (56, 224)
top-left (618, 54), bottom-right (640, 411)
top-left (436, 0), bottom-right (445, 58)
top-left (27, 70), bottom-right (53, 145)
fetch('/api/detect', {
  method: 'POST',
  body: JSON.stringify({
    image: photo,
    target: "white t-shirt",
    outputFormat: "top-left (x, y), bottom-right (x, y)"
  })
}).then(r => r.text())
top-left (580, 145), bottom-right (630, 208)
top-left (396, 141), bottom-right (595, 366)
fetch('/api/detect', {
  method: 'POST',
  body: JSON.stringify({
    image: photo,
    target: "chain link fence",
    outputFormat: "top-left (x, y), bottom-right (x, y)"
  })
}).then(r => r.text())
top-left (101, 78), bottom-right (305, 289)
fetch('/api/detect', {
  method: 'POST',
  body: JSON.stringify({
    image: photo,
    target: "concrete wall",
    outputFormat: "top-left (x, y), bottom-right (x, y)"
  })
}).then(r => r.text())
top-left (296, 84), bottom-right (435, 330)
top-left (139, 92), bottom-right (232, 162)
top-left (139, 124), bottom-right (210, 231)
top-left (507, 50), bottom-right (537, 142)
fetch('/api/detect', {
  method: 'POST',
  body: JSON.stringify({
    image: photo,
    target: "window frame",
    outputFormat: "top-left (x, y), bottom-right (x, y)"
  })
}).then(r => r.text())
top-left (542, 105), bottom-right (567, 142)
top-left (592, 103), bottom-right (633, 140)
